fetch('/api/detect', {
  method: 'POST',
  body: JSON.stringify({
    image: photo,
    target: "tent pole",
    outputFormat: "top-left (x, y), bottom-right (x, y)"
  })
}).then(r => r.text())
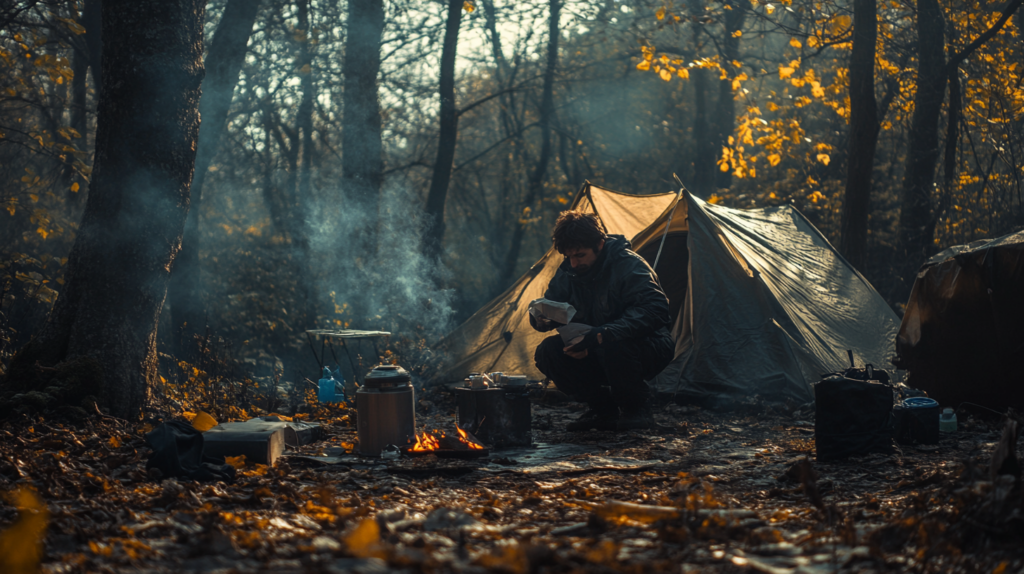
top-left (653, 175), bottom-right (687, 272)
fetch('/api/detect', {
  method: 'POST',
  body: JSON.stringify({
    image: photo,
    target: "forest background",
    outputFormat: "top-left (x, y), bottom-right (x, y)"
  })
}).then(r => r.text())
top-left (1, 0), bottom-right (1022, 417)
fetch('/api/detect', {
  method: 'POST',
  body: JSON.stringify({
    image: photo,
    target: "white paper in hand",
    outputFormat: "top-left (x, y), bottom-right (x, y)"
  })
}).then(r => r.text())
top-left (557, 322), bottom-right (593, 346)
top-left (528, 298), bottom-right (576, 325)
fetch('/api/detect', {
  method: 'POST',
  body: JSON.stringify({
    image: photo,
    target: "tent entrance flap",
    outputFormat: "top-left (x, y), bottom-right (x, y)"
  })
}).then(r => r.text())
top-left (636, 232), bottom-right (688, 326)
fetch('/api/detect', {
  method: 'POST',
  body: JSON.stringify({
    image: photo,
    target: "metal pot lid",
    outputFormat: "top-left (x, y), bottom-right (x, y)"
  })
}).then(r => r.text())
top-left (363, 364), bottom-right (411, 387)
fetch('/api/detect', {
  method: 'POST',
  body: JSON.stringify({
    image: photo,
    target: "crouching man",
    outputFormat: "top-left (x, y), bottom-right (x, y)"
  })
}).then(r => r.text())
top-left (530, 210), bottom-right (674, 431)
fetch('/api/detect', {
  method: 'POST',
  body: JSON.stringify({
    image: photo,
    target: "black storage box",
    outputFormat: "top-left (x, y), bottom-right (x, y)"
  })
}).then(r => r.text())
top-left (893, 398), bottom-right (940, 445)
top-left (814, 377), bottom-right (896, 460)
top-left (456, 387), bottom-right (531, 447)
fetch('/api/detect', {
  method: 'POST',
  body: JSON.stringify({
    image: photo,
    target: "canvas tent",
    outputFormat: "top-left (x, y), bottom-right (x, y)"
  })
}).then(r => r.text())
top-left (894, 230), bottom-right (1024, 410)
top-left (436, 182), bottom-right (901, 404)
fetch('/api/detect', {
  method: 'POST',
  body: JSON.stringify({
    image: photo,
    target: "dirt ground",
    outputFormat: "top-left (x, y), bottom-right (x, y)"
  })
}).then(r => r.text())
top-left (1, 387), bottom-right (1022, 574)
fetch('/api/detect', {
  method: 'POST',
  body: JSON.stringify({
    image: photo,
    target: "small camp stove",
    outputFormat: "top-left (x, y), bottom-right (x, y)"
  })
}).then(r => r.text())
top-left (456, 373), bottom-right (532, 447)
top-left (356, 364), bottom-right (416, 457)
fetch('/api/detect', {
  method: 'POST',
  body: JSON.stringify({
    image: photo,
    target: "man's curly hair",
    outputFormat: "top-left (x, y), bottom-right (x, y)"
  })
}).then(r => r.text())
top-left (551, 210), bottom-right (607, 254)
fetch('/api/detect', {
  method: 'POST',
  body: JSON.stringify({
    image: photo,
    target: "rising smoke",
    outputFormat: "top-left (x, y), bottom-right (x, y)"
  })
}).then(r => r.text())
top-left (308, 180), bottom-right (456, 342)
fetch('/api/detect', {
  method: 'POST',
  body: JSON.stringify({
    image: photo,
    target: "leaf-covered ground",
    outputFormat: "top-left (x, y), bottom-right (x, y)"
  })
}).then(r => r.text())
top-left (1, 388), bottom-right (1022, 574)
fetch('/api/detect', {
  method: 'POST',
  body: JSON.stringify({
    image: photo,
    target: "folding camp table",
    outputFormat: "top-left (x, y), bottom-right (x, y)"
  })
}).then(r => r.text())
top-left (304, 329), bottom-right (391, 383)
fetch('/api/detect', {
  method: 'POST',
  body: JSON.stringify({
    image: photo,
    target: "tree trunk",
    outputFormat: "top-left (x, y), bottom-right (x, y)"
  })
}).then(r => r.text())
top-left (83, 0), bottom-right (102, 94)
top-left (692, 68), bottom-right (715, 198)
top-left (65, 42), bottom-right (88, 203)
top-left (714, 0), bottom-right (746, 190)
top-left (422, 0), bottom-right (464, 262)
top-left (64, 0), bottom-right (102, 205)
top-left (2, 0), bottom-right (205, 419)
top-left (839, 0), bottom-right (880, 271)
top-left (168, 0), bottom-right (261, 358)
top-left (482, 0), bottom-right (528, 278)
top-left (897, 0), bottom-right (946, 291)
top-left (295, 0), bottom-right (316, 325)
top-left (341, 0), bottom-right (385, 255)
top-left (495, 0), bottom-right (560, 291)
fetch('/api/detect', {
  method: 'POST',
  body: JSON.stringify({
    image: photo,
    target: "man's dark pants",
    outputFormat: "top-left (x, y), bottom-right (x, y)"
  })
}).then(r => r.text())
top-left (534, 334), bottom-right (674, 413)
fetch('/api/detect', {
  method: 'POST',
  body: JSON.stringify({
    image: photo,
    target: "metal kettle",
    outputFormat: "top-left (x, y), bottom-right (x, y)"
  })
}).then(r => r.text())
top-left (355, 364), bottom-right (416, 456)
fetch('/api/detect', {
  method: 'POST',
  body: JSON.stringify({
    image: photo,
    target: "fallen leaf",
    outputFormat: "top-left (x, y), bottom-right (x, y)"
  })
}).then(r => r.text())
top-left (225, 455), bottom-right (246, 469)
top-left (192, 411), bottom-right (218, 432)
top-left (0, 488), bottom-right (50, 574)
top-left (344, 518), bottom-right (384, 558)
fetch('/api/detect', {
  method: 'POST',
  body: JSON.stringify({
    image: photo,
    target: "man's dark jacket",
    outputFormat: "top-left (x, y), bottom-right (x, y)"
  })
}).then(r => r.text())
top-left (540, 235), bottom-right (672, 342)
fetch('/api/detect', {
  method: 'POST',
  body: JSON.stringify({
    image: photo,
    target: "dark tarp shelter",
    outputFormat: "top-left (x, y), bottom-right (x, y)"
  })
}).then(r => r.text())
top-left (436, 182), bottom-right (901, 404)
top-left (894, 230), bottom-right (1024, 410)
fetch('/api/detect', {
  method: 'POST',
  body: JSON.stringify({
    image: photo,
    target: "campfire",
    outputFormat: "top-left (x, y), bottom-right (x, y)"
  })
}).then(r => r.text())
top-left (405, 426), bottom-right (488, 458)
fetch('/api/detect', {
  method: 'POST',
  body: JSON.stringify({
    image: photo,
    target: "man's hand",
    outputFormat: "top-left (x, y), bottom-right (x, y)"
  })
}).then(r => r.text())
top-left (529, 313), bottom-right (557, 332)
top-left (563, 345), bottom-right (588, 359)
top-left (566, 327), bottom-right (604, 354)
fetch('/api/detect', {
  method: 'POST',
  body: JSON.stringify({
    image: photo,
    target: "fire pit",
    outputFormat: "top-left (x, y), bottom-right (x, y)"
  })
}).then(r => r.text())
top-left (401, 427), bottom-right (490, 459)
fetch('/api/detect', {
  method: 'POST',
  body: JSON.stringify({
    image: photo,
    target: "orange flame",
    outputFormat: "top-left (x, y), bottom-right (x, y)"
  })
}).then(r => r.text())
top-left (456, 427), bottom-right (485, 450)
top-left (408, 428), bottom-right (485, 452)
top-left (411, 431), bottom-right (441, 452)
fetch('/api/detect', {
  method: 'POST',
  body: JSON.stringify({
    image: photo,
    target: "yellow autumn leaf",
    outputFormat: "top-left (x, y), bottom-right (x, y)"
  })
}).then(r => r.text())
top-left (732, 30), bottom-right (742, 38)
top-left (790, 38), bottom-right (802, 49)
top-left (655, 7), bottom-right (666, 20)
top-left (637, 60), bottom-right (651, 71)
top-left (463, 1), bottom-right (474, 11)
top-left (0, 488), bottom-right (49, 574)
top-left (766, 4), bottom-right (775, 14)
top-left (708, 194), bottom-right (723, 204)
top-left (817, 153), bottom-right (830, 166)
top-left (70, 182), bottom-right (79, 192)
top-left (109, 436), bottom-right (121, 448)
top-left (778, 66), bottom-right (795, 79)
top-left (344, 518), bottom-right (385, 558)
top-left (192, 411), bottom-right (218, 432)
top-left (768, 154), bottom-right (781, 166)
top-left (832, 15), bottom-right (852, 32)
top-left (677, 68), bottom-right (689, 79)
top-left (807, 35), bottom-right (820, 48)
top-left (240, 464), bottom-right (269, 477)
top-left (659, 68), bottom-right (672, 81)
top-left (225, 455), bottom-right (247, 469)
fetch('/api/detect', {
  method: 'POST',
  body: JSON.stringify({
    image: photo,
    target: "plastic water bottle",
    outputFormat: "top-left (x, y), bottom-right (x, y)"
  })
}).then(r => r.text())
top-left (939, 408), bottom-right (957, 433)
top-left (318, 367), bottom-right (336, 404)
top-left (331, 367), bottom-right (345, 400)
